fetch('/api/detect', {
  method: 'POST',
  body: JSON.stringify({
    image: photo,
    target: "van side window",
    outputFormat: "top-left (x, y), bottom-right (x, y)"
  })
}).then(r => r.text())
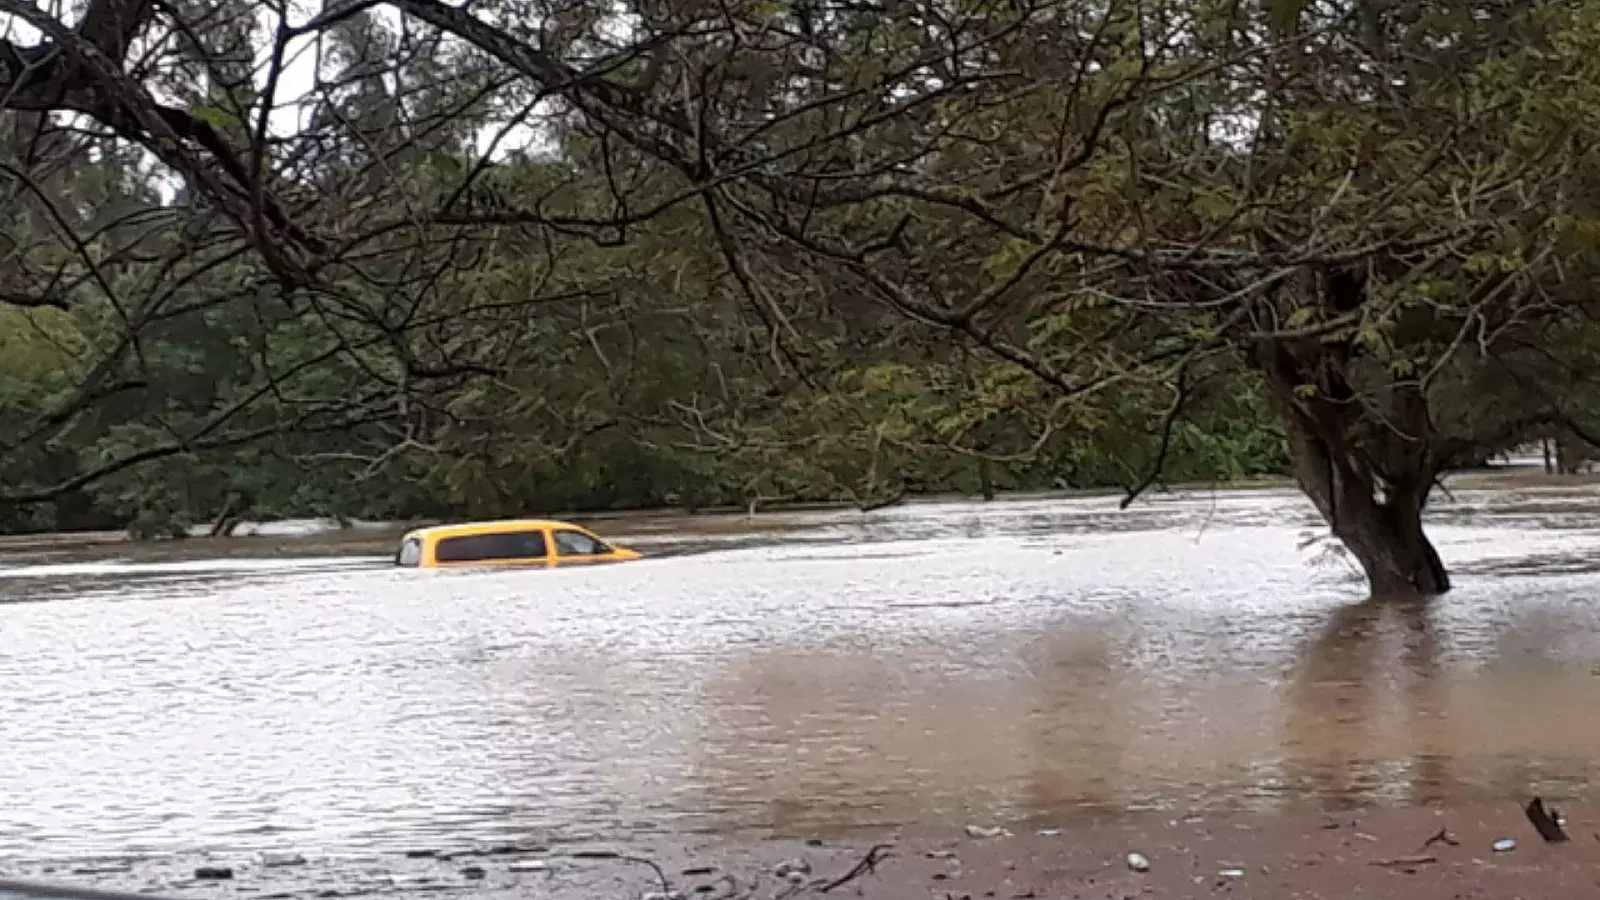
top-left (435, 531), bottom-right (549, 563)
top-left (395, 538), bottom-right (423, 567)
top-left (553, 529), bottom-right (608, 556)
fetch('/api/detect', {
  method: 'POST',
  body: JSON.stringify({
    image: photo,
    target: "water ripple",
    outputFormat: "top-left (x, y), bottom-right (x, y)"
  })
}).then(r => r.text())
top-left (2, 485), bottom-right (1600, 860)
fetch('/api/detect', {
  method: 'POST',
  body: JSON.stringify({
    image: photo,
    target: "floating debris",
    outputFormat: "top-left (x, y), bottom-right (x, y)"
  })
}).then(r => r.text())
top-left (1370, 855), bottom-right (1437, 868)
top-left (1492, 838), bottom-right (1517, 853)
top-left (784, 871), bottom-right (808, 884)
top-left (682, 866), bottom-right (716, 877)
top-left (571, 849), bottom-right (621, 860)
top-left (509, 860), bottom-right (550, 873)
top-left (1525, 797), bottom-right (1570, 843)
top-left (1125, 852), bottom-right (1150, 873)
top-left (195, 867), bottom-right (235, 880)
top-left (404, 850), bottom-right (438, 859)
top-left (1422, 828), bottom-right (1459, 848)
top-left (965, 825), bottom-right (1009, 839)
top-left (774, 859), bottom-right (812, 878)
top-left (641, 892), bottom-right (686, 900)
top-left (1036, 829), bottom-right (1062, 837)
top-left (490, 843), bottom-right (548, 855)
top-left (460, 867), bottom-right (486, 880)
top-left (262, 852), bottom-right (308, 868)
top-left (925, 850), bottom-right (958, 860)
top-left (71, 865), bottom-right (132, 876)
top-left (1218, 867), bottom-right (1245, 879)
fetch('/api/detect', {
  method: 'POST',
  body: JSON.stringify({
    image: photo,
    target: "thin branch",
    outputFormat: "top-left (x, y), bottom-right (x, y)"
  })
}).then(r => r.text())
top-left (1120, 365), bottom-right (1196, 509)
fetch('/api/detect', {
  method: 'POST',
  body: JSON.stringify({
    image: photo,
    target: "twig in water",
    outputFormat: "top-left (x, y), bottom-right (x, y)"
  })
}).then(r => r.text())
top-left (711, 874), bottom-right (740, 899)
top-left (816, 844), bottom-right (893, 893)
top-left (1525, 797), bottom-right (1570, 843)
top-left (619, 855), bottom-right (673, 893)
top-left (1370, 855), bottom-right (1437, 868)
top-left (1422, 827), bottom-right (1459, 848)
top-left (772, 877), bottom-right (808, 900)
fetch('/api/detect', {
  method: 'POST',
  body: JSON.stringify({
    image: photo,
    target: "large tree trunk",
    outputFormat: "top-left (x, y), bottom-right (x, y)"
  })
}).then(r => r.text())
top-left (1283, 417), bottom-right (1450, 598)
top-left (978, 460), bottom-right (996, 501)
top-left (1555, 428), bottom-right (1592, 474)
top-left (1252, 296), bottom-right (1450, 600)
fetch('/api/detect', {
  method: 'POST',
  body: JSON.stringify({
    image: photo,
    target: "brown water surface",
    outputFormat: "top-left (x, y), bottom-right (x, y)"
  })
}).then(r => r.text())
top-left (2, 484), bottom-right (1600, 861)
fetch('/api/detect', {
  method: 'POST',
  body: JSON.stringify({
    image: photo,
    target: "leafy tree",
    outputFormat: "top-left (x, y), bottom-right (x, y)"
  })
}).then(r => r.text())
top-left (311, 0), bottom-right (1600, 596)
top-left (10, 0), bottom-right (1589, 604)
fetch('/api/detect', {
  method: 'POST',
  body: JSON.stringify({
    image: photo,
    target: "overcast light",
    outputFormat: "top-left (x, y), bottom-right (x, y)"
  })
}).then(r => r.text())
top-left (0, 0), bottom-right (548, 201)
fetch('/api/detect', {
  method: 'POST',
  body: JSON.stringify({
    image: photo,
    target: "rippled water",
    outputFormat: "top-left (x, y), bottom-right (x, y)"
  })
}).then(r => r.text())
top-left (3, 482), bottom-right (1600, 861)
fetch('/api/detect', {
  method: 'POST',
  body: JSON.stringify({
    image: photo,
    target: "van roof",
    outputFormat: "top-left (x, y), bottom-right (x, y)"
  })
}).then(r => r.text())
top-left (401, 519), bottom-right (588, 541)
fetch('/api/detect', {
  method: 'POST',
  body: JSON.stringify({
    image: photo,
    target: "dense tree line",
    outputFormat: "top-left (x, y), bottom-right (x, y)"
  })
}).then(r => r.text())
top-left (1, 0), bottom-right (1598, 595)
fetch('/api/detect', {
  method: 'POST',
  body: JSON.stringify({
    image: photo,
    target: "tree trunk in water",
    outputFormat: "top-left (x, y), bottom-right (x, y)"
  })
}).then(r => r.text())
top-left (1249, 269), bottom-right (1449, 599)
top-left (1284, 418), bottom-right (1450, 599)
top-left (209, 494), bottom-right (240, 538)
top-left (1556, 428), bottom-right (1590, 475)
top-left (858, 487), bottom-right (907, 512)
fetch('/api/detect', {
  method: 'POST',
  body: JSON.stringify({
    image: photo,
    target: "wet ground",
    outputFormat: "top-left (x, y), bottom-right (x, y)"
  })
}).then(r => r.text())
top-left (10, 801), bottom-right (1600, 900)
top-left (2, 479), bottom-right (1600, 893)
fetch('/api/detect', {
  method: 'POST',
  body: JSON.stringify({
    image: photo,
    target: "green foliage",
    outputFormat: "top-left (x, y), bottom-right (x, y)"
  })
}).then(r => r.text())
top-left (30, 0), bottom-right (1600, 542)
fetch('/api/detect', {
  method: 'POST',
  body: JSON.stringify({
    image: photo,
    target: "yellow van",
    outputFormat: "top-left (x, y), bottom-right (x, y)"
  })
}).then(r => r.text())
top-left (393, 519), bottom-right (642, 568)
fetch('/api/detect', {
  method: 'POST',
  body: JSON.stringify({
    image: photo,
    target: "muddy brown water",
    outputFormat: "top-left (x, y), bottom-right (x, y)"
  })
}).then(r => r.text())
top-left (3, 482), bottom-right (1600, 864)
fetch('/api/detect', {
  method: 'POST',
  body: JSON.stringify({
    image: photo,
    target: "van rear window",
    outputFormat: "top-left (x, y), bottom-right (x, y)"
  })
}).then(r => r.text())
top-left (435, 531), bottom-right (549, 563)
top-left (395, 538), bottom-right (423, 567)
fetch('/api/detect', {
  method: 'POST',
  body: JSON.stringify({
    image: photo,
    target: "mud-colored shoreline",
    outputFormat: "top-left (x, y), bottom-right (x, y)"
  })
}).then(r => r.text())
top-left (8, 802), bottom-right (1597, 900)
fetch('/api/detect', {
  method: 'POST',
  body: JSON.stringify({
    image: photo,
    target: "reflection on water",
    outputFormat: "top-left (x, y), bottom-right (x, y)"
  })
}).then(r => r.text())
top-left (3, 484), bottom-right (1600, 860)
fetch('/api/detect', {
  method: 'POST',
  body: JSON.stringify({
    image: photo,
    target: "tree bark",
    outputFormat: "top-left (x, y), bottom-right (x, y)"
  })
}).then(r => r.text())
top-left (1282, 414), bottom-right (1449, 599)
top-left (978, 460), bottom-right (996, 501)
top-left (858, 487), bottom-right (907, 512)
top-left (208, 493), bottom-right (240, 538)
top-left (1555, 428), bottom-right (1591, 475)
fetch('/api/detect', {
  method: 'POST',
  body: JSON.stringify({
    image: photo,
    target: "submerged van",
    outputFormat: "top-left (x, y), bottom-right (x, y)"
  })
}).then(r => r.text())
top-left (393, 519), bottom-right (642, 568)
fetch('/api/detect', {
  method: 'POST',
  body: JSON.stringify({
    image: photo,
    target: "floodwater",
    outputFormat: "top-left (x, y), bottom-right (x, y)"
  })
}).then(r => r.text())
top-left (3, 481), bottom-right (1600, 863)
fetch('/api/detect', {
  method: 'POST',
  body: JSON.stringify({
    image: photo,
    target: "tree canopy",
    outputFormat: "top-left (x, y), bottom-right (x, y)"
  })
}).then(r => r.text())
top-left (2, 0), bottom-right (1598, 594)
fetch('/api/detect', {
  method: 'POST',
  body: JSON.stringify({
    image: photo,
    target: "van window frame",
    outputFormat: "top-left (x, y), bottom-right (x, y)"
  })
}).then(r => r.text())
top-left (433, 530), bottom-right (551, 563)
top-left (552, 528), bottom-right (610, 556)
